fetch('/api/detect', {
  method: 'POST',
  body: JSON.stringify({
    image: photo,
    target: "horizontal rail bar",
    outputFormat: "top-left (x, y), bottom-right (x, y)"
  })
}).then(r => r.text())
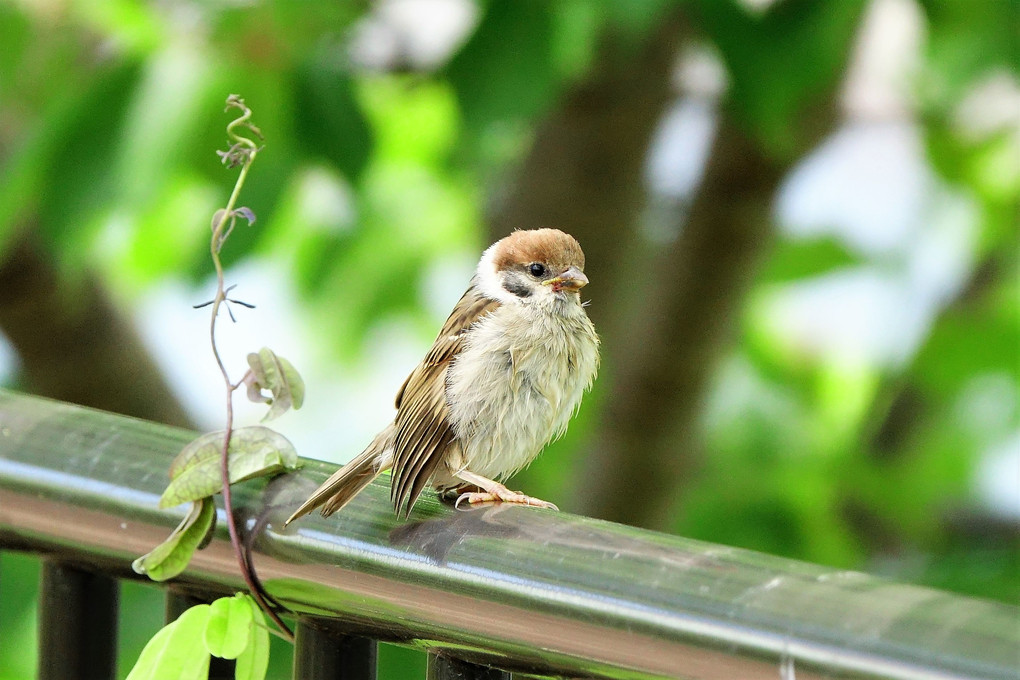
top-left (0, 389), bottom-right (1017, 680)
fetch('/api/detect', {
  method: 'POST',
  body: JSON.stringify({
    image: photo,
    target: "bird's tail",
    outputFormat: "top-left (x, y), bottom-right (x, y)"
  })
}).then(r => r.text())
top-left (285, 424), bottom-right (394, 526)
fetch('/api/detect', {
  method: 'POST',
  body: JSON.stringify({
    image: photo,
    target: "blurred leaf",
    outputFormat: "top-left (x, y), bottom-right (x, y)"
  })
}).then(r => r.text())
top-left (254, 163), bottom-right (360, 297)
top-left (358, 77), bottom-right (458, 166)
top-left (925, 123), bottom-right (1019, 216)
top-left (759, 237), bottom-right (864, 284)
top-left (447, 1), bottom-right (557, 133)
top-left (209, 3), bottom-right (359, 59)
top-left (234, 597), bottom-right (270, 680)
top-left (131, 498), bottom-right (215, 582)
top-left (292, 47), bottom-right (373, 181)
top-left (203, 594), bottom-right (253, 660)
top-left (0, 6), bottom-right (30, 92)
top-left (549, 0), bottom-right (603, 81)
top-left (245, 347), bottom-right (305, 420)
top-left (595, 0), bottom-right (676, 42)
top-left (17, 60), bottom-right (144, 257)
top-left (917, 0), bottom-right (1020, 102)
top-left (696, 0), bottom-right (866, 156)
top-left (160, 427), bottom-right (299, 508)
top-left (293, 230), bottom-right (355, 295)
top-left (115, 172), bottom-right (220, 286)
top-left (969, 133), bottom-right (1020, 203)
top-left (0, 6), bottom-right (97, 114)
top-left (911, 539), bottom-right (1020, 604)
top-left (72, 0), bottom-right (163, 54)
top-left (679, 461), bottom-right (860, 567)
top-left (911, 267), bottom-right (1019, 396)
top-left (546, 0), bottom-right (674, 82)
top-left (125, 604), bottom-right (211, 680)
top-left (310, 153), bottom-right (477, 358)
top-left (112, 44), bottom-right (218, 212)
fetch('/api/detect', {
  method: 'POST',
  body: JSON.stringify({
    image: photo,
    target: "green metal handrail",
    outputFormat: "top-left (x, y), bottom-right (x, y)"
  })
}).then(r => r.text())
top-left (1, 389), bottom-right (1017, 680)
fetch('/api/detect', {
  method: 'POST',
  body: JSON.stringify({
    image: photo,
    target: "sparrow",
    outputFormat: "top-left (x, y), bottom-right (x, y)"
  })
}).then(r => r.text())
top-left (286, 228), bottom-right (599, 524)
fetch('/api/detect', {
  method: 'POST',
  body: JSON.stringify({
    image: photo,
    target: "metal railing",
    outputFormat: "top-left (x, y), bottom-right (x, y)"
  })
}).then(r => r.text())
top-left (0, 389), bottom-right (1017, 680)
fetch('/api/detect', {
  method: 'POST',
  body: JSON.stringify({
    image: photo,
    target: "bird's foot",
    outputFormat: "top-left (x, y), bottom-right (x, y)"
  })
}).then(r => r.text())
top-left (454, 483), bottom-right (558, 511)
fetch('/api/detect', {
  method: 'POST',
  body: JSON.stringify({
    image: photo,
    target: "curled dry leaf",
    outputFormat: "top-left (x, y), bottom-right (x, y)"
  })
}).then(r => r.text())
top-left (233, 206), bottom-right (256, 225)
top-left (245, 347), bottom-right (305, 421)
top-left (243, 369), bottom-right (269, 404)
top-left (132, 497), bottom-right (216, 582)
top-left (160, 426), bottom-right (300, 508)
top-left (211, 209), bottom-right (228, 232)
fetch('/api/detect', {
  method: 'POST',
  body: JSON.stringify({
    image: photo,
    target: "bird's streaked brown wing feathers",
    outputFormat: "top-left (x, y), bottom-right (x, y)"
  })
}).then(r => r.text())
top-left (390, 282), bottom-right (499, 515)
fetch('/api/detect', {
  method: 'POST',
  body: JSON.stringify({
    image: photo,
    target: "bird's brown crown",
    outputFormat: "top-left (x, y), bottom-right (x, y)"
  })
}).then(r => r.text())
top-left (491, 228), bottom-right (585, 272)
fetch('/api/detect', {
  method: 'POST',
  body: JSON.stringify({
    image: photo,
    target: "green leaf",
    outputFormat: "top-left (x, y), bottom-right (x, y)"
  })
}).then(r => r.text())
top-left (918, 0), bottom-right (1020, 102)
top-left (126, 605), bottom-right (212, 680)
top-left (0, 59), bottom-right (144, 260)
top-left (357, 78), bottom-right (458, 166)
top-left (160, 427), bottom-right (300, 508)
top-left (696, 0), bottom-right (866, 157)
top-left (447, 1), bottom-right (557, 133)
top-left (292, 46), bottom-right (373, 181)
top-left (38, 60), bottom-right (143, 252)
top-left (234, 597), bottom-right (270, 680)
top-left (132, 497), bottom-right (215, 582)
top-left (111, 45), bottom-right (216, 213)
top-left (245, 347), bottom-right (305, 421)
top-left (911, 279), bottom-right (1020, 395)
top-left (203, 594), bottom-right (254, 660)
top-left (758, 237), bottom-right (864, 285)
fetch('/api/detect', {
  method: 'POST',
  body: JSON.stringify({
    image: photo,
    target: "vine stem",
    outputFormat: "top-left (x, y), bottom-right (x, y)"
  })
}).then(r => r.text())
top-left (207, 98), bottom-right (293, 642)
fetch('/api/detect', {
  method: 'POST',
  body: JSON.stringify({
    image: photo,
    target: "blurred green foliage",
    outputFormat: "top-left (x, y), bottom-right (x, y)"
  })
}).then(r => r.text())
top-left (697, 0), bottom-right (867, 156)
top-left (0, 0), bottom-right (1017, 678)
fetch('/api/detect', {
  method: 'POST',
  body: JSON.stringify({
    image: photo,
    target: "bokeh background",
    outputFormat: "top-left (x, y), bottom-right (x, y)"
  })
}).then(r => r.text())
top-left (0, 0), bottom-right (1017, 678)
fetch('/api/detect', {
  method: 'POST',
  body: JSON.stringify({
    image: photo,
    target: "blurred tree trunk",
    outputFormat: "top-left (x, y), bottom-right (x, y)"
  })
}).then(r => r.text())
top-left (0, 230), bottom-right (193, 427)
top-left (578, 119), bottom-right (781, 529)
top-left (0, 26), bottom-right (193, 429)
top-left (489, 10), bottom-right (842, 530)
top-left (487, 13), bottom-right (688, 319)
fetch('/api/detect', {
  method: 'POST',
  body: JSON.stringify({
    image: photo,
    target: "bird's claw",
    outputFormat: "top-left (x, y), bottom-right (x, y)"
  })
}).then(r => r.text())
top-left (454, 489), bottom-right (558, 511)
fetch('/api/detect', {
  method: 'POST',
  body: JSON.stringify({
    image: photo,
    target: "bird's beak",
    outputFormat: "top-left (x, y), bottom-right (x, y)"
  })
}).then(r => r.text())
top-left (543, 266), bottom-right (589, 292)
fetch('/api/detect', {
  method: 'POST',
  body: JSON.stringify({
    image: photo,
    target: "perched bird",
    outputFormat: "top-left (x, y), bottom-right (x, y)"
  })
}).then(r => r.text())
top-left (286, 228), bottom-right (599, 524)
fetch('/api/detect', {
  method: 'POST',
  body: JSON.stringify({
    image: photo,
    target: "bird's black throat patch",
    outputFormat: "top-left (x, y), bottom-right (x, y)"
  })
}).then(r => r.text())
top-left (502, 274), bottom-right (532, 298)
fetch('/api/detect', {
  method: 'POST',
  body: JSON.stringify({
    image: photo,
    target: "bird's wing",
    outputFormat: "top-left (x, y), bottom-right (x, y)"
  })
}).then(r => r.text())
top-left (390, 283), bottom-right (500, 515)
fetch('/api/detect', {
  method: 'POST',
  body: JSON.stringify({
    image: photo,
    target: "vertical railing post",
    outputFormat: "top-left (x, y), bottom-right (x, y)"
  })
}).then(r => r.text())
top-left (165, 591), bottom-right (235, 680)
top-left (293, 618), bottom-right (377, 680)
top-left (38, 561), bottom-right (119, 680)
top-left (427, 653), bottom-right (510, 680)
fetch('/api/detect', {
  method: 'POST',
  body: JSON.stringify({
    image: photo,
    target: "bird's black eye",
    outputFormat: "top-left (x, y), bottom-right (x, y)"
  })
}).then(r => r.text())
top-left (528, 263), bottom-right (546, 278)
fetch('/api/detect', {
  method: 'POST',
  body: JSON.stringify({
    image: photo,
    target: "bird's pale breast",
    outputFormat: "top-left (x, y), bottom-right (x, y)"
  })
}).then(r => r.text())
top-left (443, 300), bottom-right (598, 480)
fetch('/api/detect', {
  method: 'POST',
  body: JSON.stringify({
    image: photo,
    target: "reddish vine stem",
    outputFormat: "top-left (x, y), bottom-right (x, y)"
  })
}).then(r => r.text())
top-left (208, 96), bottom-right (293, 642)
